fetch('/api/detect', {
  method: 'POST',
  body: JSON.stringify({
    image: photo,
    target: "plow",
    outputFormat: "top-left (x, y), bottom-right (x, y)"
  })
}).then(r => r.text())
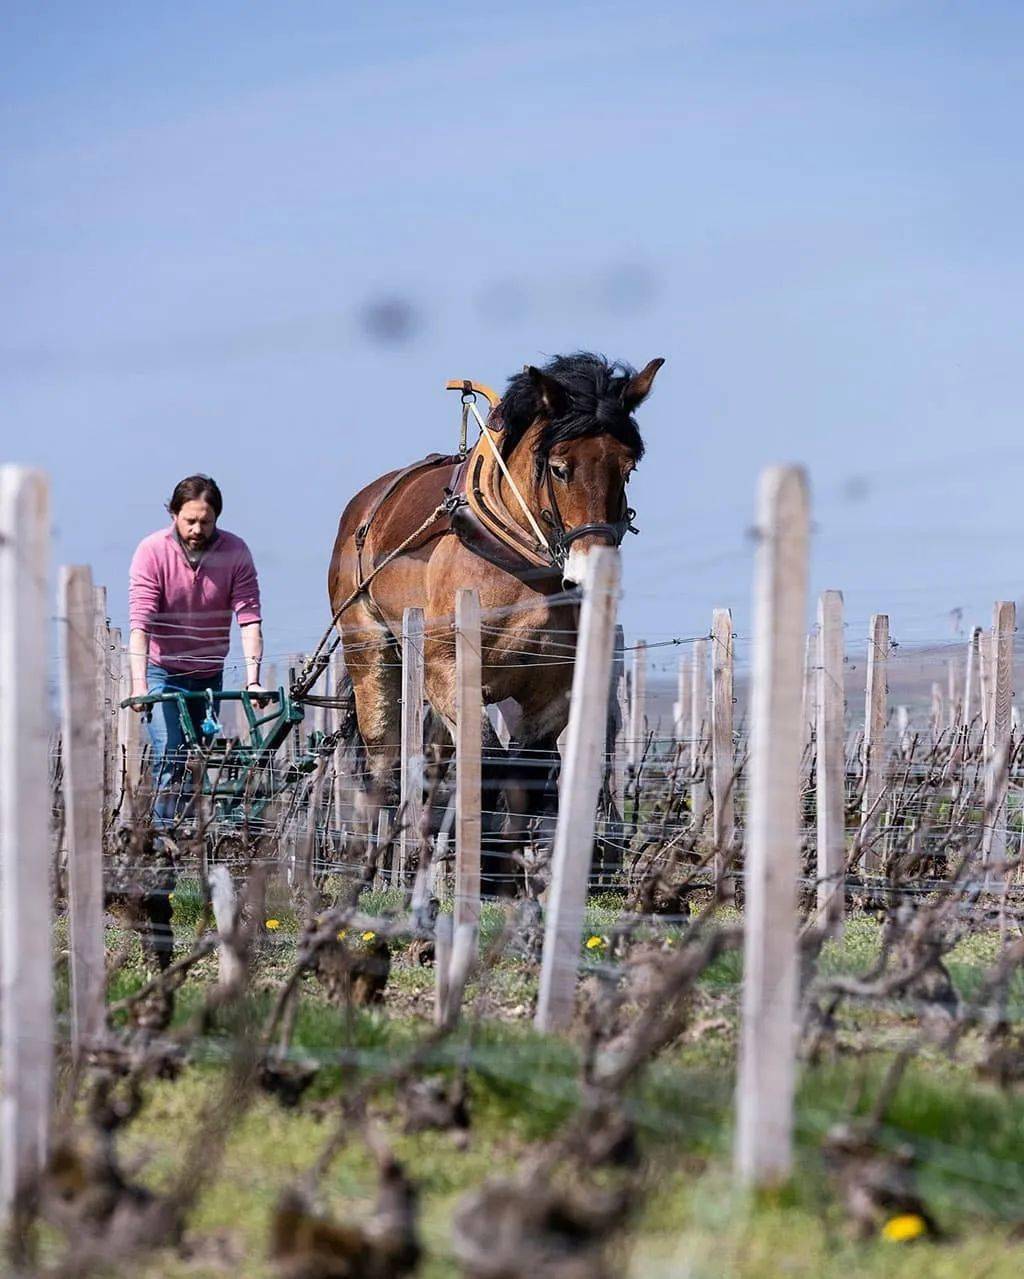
top-left (121, 684), bottom-right (336, 830)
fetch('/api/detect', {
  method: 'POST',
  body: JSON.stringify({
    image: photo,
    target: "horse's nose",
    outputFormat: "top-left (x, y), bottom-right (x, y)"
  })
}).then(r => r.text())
top-left (561, 545), bottom-right (589, 592)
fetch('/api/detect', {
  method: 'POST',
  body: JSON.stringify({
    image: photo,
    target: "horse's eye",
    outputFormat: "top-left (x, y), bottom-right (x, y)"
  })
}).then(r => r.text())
top-left (549, 462), bottom-right (569, 483)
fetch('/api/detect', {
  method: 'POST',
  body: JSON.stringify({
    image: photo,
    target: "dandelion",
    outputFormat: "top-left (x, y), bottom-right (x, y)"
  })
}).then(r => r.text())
top-left (585, 935), bottom-right (605, 950)
top-left (265, 918), bottom-right (281, 931)
top-left (881, 1213), bottom-right (927, 1243)
top-left (361, 930), bottom-right (376, 942)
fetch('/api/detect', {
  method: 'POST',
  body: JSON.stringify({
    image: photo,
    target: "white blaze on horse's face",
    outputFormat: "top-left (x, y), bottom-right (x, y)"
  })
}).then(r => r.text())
top-left (563, 544), bottom-right (593, 589)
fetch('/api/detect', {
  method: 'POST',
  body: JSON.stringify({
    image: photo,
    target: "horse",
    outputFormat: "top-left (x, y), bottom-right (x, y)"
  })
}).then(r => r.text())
top-left (327, 351), bottom-right (663, 891)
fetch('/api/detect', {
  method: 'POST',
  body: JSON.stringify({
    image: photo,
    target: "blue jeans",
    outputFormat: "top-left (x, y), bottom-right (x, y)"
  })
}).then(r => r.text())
top-left (146, 664), bottom-right (223, 824)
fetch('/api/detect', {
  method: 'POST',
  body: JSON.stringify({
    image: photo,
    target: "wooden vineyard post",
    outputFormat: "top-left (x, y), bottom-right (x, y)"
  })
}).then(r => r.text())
top-left (800, 632), bottom-right (815, 755)
top-left (675, 650), bottom-right (692, 773)
top-left (896, 706), bottom-right (911, 758)
top-left (399, 607), bottom-right (426, 886)
top-left (964, 626), bottom-right (981, 750)
top-left (295, 756), bottom-right (327, 910)
top-left (611, 625), bottom-right (627, 818)
top-left (979, 629), bottom-right (993, 761)
top-left (209, 865), bottom-right (242, 991)
top-left (690, 637), bottom-right (710, 827)
top-left (536, 548), bottom-right (620, 1033)
top-left (711, 609), bottom-right (735, 896)
top-left (947, 659), bottom-right (959, 733)
top-left (860, 613), bottom-right (889, 872)
top-left (92, 585), bottom-right (110, 821)
top-left (329, 651), bottom-right (348, 838)
top-left (983, 602), bottom-right (1015, 880)
top-left (433, 913), bottom-right (453, 1027)
top-left (930, 682), bottom-right (945, 743)
top-left (59, 566), bottom-right (107, 1053)
top-left (816, 590), bottom-right (845, 932)
top-left (107, 627), bottom-right (122, 812)
top-left (117, 642), bottom-right (143, 805)
top-left (628, 639), bottom-right (647, 769)
top-left (735, 465), bottom-right (809, 1188)
top-left (374, 809), bottom-right (390, 890)
top-left (454, 589), bottom-right (482, 929)
top-left (0, 467), bottom-right (54, 1219)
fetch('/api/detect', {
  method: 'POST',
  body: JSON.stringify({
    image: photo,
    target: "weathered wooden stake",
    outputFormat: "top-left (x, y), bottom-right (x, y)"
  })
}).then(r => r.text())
top-left (896, 705), bottom-right (911, 757)
top-left (117, 643), bottom-right (143, 802)
top-left (1, 467), bottom-right (54, 1218)
top-left (735, 465), bottom-right (809, 1187)
top-left (92, 585), bottom-right (110, 820)
top-left (209, 865), bottom-right (242, 990)
top-left (443, 922), bottom-right (478, 1029)
top-left (536, 547), bottom-right (620, 1033)
top-left (59, 566), bottom-right (107, 1052)
top-left (980, 629), bottom-right (993, 759)
top-left (964, 626), bottom-right (980, 750)
top-left (455, 589), bottom-right (482, 928)
top-left (107, 627), bottom-right (122, 807)
top-left (611, 625), bottom-right (627, 816)
top-left (816, 590), bottom-right (845, 931)
top-left (983, 601), bottom-right (1015, 879)
top-left (860, 613), bottom-right (889, 871)
top-left (433, 913), bottom-right (453, 1026)
top-left (690, 636), bottom-right (710, 825)
top-left (947, 658), bottom-right (959, 732)
top-left (675, 651), bottom-right (692, 769)
top-left (628, 639), bottom-right (647, 769)
top-left (399, 607), bottom-right (426, 886)
top-left (800, 631), bottom-right (815, 754)
top-left (930, 682), bottom-right (945, 742)
top-left (329, 651), bottom-right (348, 837)
top-left (711, 608), bottom-right (735, 895)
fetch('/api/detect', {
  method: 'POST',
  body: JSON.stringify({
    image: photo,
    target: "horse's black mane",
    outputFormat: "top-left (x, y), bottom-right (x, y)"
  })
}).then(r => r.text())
top-left (495, 352), bottom-right (646, 468)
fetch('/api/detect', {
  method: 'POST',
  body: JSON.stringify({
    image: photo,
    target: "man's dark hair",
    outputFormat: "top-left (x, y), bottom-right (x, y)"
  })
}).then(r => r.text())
top-left (167, 474), bottom-right (223, 518)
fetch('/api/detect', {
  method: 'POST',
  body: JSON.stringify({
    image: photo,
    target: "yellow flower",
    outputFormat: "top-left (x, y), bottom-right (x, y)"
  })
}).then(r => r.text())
top-left (337, 929), bottom-right (348, 941)
top-left (881, 1214), bottom-right (927, 1243)
top-left (585, 935), bottom-right (605, 950)
top-left (265, 918), bottom-right (281, 930)
top-left (361, 930), bottom-right (376, 942)
top-left (168, 893), bottom-right (175, 902)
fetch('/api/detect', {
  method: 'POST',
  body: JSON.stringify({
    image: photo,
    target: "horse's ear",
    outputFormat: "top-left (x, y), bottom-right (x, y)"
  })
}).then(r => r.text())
top-left (527, 366), bottom-right (569, 419)
top-left (622, 358), bottom-right (665, 411)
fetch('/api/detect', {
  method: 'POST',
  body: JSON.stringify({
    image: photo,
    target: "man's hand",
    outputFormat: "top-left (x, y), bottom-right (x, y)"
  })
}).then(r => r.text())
top-left (130, 686), bottom-right (149, 714)
top-left (246, 682), bottom-right (271, 709)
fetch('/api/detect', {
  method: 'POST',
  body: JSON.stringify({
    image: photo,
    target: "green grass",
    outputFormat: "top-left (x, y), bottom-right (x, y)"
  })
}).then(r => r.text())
top-left (47, 895), bottom-right (1024, 1276)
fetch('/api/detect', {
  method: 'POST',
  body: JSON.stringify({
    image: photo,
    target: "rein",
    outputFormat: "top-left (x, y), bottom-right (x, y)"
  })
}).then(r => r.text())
top-left (291, 496), bottom-right (454, 699)
top-left (465, 396), bottom-right (554, 558)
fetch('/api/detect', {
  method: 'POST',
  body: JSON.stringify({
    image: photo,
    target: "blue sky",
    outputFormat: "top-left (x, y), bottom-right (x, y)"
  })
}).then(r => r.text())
top-left (4, 1), bottom-right (1024, 681)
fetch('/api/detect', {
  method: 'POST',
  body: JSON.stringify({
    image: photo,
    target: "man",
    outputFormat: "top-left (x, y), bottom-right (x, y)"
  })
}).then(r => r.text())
top-left (129, 474), bottom-right (266, 823)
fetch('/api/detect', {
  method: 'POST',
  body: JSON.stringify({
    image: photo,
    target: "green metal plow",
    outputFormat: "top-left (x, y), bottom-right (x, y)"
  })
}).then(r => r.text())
top-left (120, 686), bottom-right (331, 825)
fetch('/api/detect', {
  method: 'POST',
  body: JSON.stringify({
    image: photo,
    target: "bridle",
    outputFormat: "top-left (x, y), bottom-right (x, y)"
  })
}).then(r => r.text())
top-left (457, 385), bottom-right (639, 571)
top-left (539, 464), bottom-right (639, 567)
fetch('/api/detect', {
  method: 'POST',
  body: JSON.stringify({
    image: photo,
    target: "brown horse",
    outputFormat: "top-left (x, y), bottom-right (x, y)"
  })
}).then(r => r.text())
top-left (327, 352), bottom-right (663, 889)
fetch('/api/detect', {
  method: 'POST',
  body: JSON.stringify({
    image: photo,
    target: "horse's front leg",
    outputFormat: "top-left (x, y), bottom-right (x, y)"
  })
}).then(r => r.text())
top-left (344, 606), bottom-right (403, 861)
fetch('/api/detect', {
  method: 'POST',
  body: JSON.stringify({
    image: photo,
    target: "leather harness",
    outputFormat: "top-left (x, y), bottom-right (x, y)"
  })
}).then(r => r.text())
top-left (354, 420), bottom-right (638, 590)
top-left (291, 406), bottom-right (638, 698)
